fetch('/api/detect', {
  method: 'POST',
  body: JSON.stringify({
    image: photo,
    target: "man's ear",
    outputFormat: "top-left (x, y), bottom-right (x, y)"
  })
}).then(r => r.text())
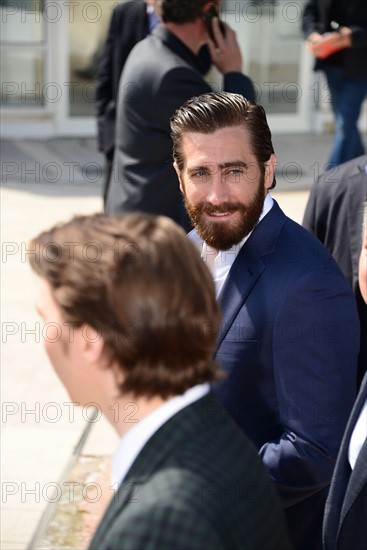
top-left (264, 154), bottom-right (277, 191)
top-left (173, 162), bottom-right (184, 193)
top-left (77, 324), bottom-right (105, 365)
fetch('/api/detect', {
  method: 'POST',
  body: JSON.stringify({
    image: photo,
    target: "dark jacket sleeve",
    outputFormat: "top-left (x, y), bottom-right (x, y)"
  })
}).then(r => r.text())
top-left (96, 2), bottom-right (148, 153)
top-left (302, 0), bottom-right (322, 38)
top-left (95, 7), bottom-right (120, 152)
top-left (224, 72), bottom-right (256, 103)
top-left (349, 24), bottom-right (367, 47)
top-left (260, 270), bottom-right (359, 507)
top-left (302, 0), bottom-right (367, 46)
top-left (302, 183), bottom-right (318, 235)
top-left (96, 7), bottom-right (119, 121)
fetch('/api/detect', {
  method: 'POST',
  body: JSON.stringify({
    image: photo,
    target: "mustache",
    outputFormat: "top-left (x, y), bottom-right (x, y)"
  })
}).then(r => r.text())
top-left (191, 202), bottom-right (246, 215)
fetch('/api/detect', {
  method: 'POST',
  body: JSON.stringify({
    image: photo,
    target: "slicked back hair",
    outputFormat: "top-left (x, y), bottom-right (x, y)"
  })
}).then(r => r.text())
top-left (171, 92), bottom-right (276, 188)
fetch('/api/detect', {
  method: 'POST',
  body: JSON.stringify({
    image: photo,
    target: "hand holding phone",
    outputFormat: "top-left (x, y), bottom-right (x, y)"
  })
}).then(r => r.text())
top-left (203, 6), bottom-right (243, 74)
top-left (203, 4), bottom-right (226, 47)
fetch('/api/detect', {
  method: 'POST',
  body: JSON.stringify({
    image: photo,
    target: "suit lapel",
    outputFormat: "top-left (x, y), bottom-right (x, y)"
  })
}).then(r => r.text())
top-left (217, 250), bottom-right (264, 345)
top-left (89, 476), bottom-right (139, 549)
top-left (217, 200), bottom-right (286, 346)
top-left (340, 439), bottom-right (367, 525)
top-left (153, 26), bottom-right (207, 72)
top-left (338, 375), bottom-right (367, 531)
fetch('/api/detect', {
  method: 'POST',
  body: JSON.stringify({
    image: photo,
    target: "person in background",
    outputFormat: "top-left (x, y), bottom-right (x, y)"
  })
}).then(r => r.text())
top-left (105, 0), bottom-right (255, 231)
top-left (170, 91), bottom-right (360, 550)
top-left (303, 155), bottom-right (367, 388)
top-left (96, 1), bottom-right (160, 205)
top-left (302, 0), bottom-right (367, 169)
top-left (96, 0), bottom-right (211, 207)
top-left (323, 203), bottom-right (367, 550)
top-left (29, 212), bottom-right (292, 550)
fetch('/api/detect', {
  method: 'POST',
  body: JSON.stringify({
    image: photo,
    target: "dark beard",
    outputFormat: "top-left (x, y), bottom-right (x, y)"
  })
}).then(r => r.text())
top-left (184, 182), bottom-right (266, 251)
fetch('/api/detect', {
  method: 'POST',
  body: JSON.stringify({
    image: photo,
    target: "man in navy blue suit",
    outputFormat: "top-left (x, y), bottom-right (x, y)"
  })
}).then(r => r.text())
top-left (171, 91), bottom-right (360, 550)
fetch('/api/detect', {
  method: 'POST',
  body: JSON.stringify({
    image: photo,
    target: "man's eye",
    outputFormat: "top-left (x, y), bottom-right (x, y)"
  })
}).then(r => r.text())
top-left (193, 170), bottom-right (208, 178)
top-left (223, 169), bottom-right (244, 180)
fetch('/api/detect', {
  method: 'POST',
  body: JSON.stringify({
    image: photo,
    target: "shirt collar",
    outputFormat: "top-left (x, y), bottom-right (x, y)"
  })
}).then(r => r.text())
top-left (147, 4), bottom-right (160, 31)
top-left (111, 383), bottom-right (210, 486)
top-left (152, 25), bottom-right (206, 72)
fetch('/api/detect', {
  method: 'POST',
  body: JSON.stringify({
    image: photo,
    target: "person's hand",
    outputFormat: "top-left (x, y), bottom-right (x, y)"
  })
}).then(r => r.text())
top-left (306, 29), bottom-right (352, 59)
top-left (207, 18), bottom-right (243, 74)
top-left (305, 32), bottom-right (323, 53)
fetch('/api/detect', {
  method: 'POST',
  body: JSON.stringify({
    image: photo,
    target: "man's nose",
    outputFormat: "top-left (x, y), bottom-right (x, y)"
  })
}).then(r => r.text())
top-left (207, 175), bottom-right (229, 205)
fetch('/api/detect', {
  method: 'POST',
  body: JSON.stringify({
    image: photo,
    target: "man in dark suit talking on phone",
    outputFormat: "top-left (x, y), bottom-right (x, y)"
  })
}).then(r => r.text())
top-left (105, 0), bottom-right (255, 230)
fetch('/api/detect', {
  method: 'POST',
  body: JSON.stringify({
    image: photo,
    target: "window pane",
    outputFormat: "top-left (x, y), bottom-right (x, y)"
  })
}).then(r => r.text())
top-left (68, 0), bottom-right (115, 117)
top-left (0, 0), bottom-right (45, 43)
top-left (1, 50), bottom-right (44, 106)
top-left (222, 0), bottom-right (303, 114)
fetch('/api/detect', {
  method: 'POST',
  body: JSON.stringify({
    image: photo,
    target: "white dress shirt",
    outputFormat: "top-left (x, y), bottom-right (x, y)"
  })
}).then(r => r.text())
top-left (348, 399), bottom-right (367, 469)
top-left (111, 383), bottom-right (210, 486)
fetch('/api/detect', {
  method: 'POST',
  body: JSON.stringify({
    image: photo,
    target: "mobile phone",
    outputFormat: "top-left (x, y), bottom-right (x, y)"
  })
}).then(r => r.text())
top-left (203, 4), bottom-right (226, 46)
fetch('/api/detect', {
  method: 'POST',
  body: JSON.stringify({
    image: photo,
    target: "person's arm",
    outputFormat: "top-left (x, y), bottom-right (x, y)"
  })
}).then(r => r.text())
top-left (348, 24), bottom-right (367, 47)
top-left (207, 17), bottom-right (256, 102)
top-left (302, 183), bottom-right (319, 235)
top-left (302, 0), bottom-right (322, 39)
top-left (96, 6), bottom-right (119, 119)
top-left (307, 29), bottom-right (352, 59)
top-left (302, 0), bottom-right (334, 57)
top-left (260, 270), bottom-right (359, 507)
top-left (95, 6), bottom-right (121, 152)
top-left (302, 0), bottom-right (367, 58)
top-left (302, 171), bottom-right (339, 248)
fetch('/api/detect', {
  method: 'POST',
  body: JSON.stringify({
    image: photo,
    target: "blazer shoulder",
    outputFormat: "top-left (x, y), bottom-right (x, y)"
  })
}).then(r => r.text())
top-left (93, 400), bottom-right (293, 550)
top-left (316, 156), bottom-right (366, 197)
top-left (115, 0), bottom-right (146, 17)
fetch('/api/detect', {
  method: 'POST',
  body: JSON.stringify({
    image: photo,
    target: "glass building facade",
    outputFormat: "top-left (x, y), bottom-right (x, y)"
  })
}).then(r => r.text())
top-left (0, 0), bottom-right (359, 137)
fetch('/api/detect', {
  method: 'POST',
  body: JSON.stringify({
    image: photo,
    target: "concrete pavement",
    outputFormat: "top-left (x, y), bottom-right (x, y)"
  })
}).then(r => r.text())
top-left (1, 134), bottom-right (322, 549)
top-left (1, 181), bottom-right (118, 550)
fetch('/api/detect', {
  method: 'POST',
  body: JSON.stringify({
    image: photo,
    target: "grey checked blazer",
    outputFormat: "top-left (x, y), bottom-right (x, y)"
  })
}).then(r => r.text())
top-left (89, 393), bottom-right (292, 550)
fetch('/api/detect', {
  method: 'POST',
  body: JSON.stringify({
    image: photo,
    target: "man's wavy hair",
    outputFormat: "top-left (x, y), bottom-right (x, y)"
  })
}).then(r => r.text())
top-left (159, 0), bottom-right (219, 23)
top-left (29, 213), bottom-right (223, 399)
top-left (170, 91), bottom-right (276, 189)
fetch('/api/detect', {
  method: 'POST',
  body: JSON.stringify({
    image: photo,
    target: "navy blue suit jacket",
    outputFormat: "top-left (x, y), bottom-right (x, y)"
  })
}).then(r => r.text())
top-left (209, 200), bottom-right (360, 550)
top-left (323, 373), bottom-right (367, 550)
